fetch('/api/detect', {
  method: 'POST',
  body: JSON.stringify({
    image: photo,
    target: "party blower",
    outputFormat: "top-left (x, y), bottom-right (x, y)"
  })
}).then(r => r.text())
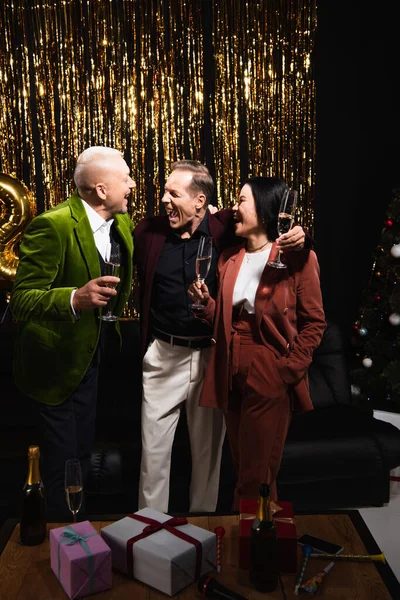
top-left (294, 543), bottom-right (313, 594)
top-left (309, 551), bottom-right (386, 562)
top-left (298, 562), bottom-right (335, 595)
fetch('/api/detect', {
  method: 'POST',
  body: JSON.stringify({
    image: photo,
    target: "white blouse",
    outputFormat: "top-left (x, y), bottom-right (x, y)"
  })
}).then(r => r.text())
top-left (232, 247), bottom-right (272, 314)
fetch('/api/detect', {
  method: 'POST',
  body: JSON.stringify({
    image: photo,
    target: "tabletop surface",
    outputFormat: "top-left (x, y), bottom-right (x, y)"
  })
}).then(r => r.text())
top-left (0, 511), bottom-right (399, 600)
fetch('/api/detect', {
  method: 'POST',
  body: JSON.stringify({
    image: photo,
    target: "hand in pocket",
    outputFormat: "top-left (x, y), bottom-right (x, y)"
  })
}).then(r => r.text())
top-left (246, 347), bottom-right (288, 399)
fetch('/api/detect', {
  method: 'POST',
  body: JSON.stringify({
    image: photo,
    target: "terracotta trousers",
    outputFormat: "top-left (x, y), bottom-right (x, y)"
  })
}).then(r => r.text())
top-left (226, 311), bottom-right (292, 510)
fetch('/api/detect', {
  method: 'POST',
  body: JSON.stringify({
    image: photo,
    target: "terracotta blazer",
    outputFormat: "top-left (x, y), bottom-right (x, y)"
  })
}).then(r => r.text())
top-left (198, 243), bottom-right (326, 414)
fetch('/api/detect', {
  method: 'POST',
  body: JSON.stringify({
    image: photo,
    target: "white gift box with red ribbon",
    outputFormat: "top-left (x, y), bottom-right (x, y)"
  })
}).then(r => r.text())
top-left (101, 508), bottom-right (216, 596)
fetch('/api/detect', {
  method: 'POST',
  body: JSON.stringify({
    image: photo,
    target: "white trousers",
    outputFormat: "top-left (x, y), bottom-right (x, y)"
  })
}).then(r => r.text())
top-left (138, 338), bottom-right (226, 513)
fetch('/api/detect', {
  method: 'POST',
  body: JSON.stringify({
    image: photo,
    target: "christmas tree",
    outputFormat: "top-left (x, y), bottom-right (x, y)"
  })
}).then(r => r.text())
top-left (350, 188), bottom-right (400, 411)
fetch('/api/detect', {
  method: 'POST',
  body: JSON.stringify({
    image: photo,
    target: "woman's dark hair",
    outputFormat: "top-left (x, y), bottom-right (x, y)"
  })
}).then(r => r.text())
top-left (240, 176), bottom-right (289, 241)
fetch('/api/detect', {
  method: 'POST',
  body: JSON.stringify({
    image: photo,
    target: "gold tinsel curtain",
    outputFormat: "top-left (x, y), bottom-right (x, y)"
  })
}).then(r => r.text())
top-left (0, 0), bottom-right (316, 228)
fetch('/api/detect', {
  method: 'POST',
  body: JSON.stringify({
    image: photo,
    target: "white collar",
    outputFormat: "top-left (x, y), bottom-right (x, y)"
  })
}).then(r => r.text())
top-left (80, 198), bottom-right (114, 234)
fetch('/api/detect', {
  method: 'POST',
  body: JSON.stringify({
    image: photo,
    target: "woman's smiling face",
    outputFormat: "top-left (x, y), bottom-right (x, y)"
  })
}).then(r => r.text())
top-left (232, 183), bottom-right (263, 238)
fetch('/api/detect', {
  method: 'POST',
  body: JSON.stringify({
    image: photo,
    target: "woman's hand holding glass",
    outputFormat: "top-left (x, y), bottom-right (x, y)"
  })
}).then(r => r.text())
top-left (268, 190), bottom-right (299, 268)
top-left (191, 235), bottom-right (213, 312)
top-left (276, 224), bottom-right (305, 251)
top-left (188, 280), bottom-right (210, 310)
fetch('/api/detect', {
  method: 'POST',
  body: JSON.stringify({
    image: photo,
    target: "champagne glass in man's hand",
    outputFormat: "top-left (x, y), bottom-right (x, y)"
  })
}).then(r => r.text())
top-left (268, 190), bottom-right (298, 269)
top-left (99, 243), bottom-right (121, 321)
top-left (65, 459), bottom-right (83, 523)
top-left (191, 236), bottom-right (212, 312)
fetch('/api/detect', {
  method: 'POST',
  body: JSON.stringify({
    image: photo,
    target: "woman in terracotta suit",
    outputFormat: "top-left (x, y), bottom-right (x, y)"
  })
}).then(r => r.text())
top-left (189, 177), bottom-right (326, 510)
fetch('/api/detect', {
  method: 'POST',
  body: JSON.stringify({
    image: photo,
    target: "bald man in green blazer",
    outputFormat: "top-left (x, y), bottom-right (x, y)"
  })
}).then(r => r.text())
top-left (10, 146), bottom-right (135, 518)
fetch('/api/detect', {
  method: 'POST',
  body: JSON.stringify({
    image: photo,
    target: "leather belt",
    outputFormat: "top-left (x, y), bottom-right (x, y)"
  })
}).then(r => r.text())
top-left (153, 328), bottom-right (212, 349)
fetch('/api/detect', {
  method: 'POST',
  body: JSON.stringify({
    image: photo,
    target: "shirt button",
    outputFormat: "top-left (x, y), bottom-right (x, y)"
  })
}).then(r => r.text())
top-left (88, 346), bottom-right (95, 353)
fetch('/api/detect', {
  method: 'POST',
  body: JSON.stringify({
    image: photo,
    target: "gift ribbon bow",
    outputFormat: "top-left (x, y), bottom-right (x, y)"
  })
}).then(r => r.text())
top-left (126, 514), bottom-right (203, 580)
top-left (58, 525), bottom-right (98, 594)
top-left (240, 501), bottom-right (295, 525)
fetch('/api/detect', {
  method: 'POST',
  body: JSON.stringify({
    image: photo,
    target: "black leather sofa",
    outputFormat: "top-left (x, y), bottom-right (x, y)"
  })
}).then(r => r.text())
top-left (276, 321), bottom-right (400, 509)
top-left (85, 319), bottom-right (400, 514)
top-left (2, 314), bottom-right (400, 519)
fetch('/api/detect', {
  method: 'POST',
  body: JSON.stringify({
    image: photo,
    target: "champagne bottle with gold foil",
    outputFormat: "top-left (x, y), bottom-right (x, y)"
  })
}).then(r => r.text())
top-left (249, 483), bottom-right (279, 592)
top-left (20, 445), bottom-right (46, 545)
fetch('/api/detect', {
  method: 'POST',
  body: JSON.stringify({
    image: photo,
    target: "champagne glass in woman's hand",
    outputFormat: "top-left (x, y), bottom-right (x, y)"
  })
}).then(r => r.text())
top-left (99, 243), bottom-right (121, 322)
top-left (65, 459), bottom-right (83, 523)
top-left (192, 235), bottom-right (212, 312)
top-left (268, 190), bottom-right (298, 269)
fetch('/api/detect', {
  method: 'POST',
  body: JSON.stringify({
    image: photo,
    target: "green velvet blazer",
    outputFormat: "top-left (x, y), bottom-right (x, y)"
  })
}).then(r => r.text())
top-left (10, 190), bottom-right (134, 405)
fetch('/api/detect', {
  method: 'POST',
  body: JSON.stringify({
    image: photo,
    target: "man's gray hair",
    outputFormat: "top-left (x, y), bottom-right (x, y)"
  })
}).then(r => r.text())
top-left (171, 159), bottom-right (215, 205)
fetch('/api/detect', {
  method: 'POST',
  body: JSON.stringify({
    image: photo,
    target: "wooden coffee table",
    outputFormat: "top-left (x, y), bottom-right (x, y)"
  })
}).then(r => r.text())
top-left (0, 511), bottom-right (398, 599)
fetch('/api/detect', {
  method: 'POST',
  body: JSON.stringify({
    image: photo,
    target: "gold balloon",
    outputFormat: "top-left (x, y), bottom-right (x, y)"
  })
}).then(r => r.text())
top-left (0, 173), bottom-right (35, 284)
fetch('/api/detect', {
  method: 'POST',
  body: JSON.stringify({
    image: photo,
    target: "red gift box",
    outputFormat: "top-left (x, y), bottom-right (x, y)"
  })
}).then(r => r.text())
top-left (239, 499), bottom-right (297, 573)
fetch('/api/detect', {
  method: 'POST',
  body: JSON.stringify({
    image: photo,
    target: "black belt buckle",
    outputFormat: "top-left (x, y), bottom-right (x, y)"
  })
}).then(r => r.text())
top-left (188, 338), bottom-right (204, 350)
top-left (188, 337), bottom-right (211, 349)
top-left (154, 329), bottom-right (210, 349)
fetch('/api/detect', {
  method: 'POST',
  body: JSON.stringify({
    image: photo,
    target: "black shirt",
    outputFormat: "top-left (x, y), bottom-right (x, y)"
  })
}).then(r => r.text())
top-left (150, 212), bottom-right (219, 337)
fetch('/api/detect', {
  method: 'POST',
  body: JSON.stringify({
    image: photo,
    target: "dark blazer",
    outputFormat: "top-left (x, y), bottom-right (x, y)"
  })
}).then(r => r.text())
top-left (198, 243), bottom-right (326, 414)
top-left (133, 209), bottom-right (237, 358)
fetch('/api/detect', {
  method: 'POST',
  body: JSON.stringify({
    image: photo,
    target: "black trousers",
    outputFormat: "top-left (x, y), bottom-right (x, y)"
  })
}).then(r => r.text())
top-left (34, 353), bottom-right (99, 521)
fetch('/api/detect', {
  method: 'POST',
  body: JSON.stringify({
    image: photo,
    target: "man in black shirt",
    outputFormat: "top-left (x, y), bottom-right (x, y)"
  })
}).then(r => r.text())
top-left (134, 160), bottom-right (306, 512)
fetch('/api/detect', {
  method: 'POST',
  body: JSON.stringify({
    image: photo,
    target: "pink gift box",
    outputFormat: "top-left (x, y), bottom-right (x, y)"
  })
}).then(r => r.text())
top-left (50, 521), bottom-right (112, 599)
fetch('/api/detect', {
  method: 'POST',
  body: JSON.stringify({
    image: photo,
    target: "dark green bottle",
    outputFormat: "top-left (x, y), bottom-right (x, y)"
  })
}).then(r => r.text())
top-left (249, 483), bottom-right (279, 592)
top-left (20, 445), bottom-right (47, 546)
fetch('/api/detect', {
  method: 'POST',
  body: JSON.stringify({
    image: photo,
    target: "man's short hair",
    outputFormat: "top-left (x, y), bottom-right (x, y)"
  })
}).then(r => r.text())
top-left (74, 146), bottom-right (123, 190)
top-left (171, 160), bottom-right (214, 205)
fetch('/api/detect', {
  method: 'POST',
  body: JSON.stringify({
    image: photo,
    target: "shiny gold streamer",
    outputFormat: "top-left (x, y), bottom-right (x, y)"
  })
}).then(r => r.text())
top-left (0, 0), bottom-right (317, 314)
top-left (211, 0), bottom-right (316, 228)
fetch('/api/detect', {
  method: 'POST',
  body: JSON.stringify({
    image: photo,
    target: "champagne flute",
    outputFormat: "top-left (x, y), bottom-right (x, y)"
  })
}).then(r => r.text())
top-left (99, 242), bottom-right (121, 322)
top-left (268, 189), bottom-right (298, 269)
top-left (65, 459), bottom-right (83, 523)
top-left (192, 235), bottom-right (212, 312)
